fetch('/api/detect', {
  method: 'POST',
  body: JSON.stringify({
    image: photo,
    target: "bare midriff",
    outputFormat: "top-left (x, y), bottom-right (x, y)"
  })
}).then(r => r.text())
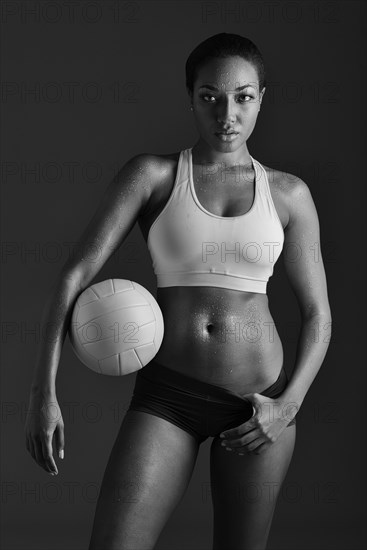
top-left (151, 285), bottom-right (284, 395)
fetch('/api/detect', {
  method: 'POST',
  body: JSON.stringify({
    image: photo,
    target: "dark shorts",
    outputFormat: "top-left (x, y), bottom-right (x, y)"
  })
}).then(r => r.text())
top-left (127, 359), bottom-right (296, 444)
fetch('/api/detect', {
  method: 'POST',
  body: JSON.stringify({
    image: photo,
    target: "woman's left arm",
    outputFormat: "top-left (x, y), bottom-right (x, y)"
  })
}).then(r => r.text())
top-left (279, 176), bottom-right (332, 418)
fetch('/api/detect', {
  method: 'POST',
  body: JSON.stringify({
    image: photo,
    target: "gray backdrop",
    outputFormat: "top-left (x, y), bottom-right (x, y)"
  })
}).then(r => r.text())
top-left (1, 1), bottom-right (366, 549)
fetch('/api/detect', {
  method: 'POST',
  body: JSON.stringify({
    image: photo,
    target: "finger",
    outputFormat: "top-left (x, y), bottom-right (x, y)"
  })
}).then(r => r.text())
top-left (237, 440), bottom-right (269, 455)
top-left (27, 436), bottom-right (39, 464)
top-left (238, 443), bottom-right (268, 456)
top-left (222, 437), bottom-right (245, 449)
top-left (222, 424), bottom-right (259, 446)
top-left (34, 437), bottom-right (54, 474)
top-left (240, 395), bottom-right (259, 416)
top-left (41, 436), bottom-right (58, 475)
top-left (54, 423), bottom-right (65, 460)
top-left (219, 398), bottom-right (263, 440)
top-left (234, 435), bottom-right (263, 453)
top-left (33, 437), bottom-right (47, 471)
top-left (245, 437), bottom-right (265, 453)
top-left (220, 418), bottom-right (250, 439)
top-left (220, 428), bottom-right (238, 440)
top-left (227, 428), bottom-right (261, 447)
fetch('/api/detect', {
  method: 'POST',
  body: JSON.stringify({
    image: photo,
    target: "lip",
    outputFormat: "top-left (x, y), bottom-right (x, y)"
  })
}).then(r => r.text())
top-left (215, 131), bottom-right (239, 135)
top-left (215, 132), bottom-right (239, 142)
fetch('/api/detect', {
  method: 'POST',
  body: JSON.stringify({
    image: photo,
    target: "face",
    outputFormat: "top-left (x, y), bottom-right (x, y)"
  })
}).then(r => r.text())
top-left (189, 56), bottom-right (265, 154)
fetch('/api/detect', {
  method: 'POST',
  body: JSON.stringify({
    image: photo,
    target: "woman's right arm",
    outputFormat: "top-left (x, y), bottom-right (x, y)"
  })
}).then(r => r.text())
top-left (25, 154), bottom-right (160, 475)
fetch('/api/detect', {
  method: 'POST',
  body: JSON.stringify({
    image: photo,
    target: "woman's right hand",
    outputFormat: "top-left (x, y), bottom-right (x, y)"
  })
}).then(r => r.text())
top-left (24, 389), bottom-right (65, 475)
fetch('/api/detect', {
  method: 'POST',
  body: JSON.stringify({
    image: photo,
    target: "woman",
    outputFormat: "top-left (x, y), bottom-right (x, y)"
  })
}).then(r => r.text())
top-left (25, 33), bottom-right (332, 550)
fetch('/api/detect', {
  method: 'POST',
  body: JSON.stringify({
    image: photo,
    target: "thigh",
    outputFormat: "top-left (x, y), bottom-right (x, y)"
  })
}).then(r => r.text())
top-left (88, 409), bottom-right (200, 550)
top-left (210, 425), bottom-right (296, 550)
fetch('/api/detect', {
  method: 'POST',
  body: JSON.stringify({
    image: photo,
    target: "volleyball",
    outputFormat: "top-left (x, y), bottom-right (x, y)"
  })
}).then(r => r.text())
top-left (68, 279), bottom-right (164, 376)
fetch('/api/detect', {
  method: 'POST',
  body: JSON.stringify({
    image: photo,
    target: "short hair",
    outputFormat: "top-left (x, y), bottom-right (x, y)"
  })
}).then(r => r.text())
top-left (185, 32), bottom-right (266, 96)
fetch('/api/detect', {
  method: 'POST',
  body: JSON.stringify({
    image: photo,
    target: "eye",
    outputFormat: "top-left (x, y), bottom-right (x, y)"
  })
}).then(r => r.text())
top-left (238, 94), bottom-right (254, 103)
top-left (199, 94), bottom-right (217, 103)
top-left (199, 93), bottom-right (254, 104)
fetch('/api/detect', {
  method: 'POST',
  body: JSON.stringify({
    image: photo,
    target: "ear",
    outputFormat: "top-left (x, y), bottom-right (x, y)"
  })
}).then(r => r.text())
top-left (260, 87), bottom-right (266, 104)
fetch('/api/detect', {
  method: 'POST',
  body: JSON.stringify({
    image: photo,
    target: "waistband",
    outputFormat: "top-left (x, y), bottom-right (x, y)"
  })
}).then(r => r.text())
top-left (138, 359), bottom-right (288, 402)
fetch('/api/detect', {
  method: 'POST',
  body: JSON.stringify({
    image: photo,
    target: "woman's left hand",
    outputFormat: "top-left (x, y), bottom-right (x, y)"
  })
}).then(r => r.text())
top-left (219, 392), bottom-right (295, 456)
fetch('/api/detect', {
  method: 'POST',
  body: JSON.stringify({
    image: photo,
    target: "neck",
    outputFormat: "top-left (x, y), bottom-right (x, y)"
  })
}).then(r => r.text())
top-left (192, 139), bottom-right (252, 169)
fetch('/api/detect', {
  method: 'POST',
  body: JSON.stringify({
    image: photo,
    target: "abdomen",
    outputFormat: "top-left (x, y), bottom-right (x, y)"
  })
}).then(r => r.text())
top-left (152, 286), bottom-right (284, 395)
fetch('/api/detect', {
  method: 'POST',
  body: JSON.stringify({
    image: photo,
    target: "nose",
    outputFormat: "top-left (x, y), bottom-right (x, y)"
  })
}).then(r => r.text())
top-left (216, 95), bottom-right (237, 125)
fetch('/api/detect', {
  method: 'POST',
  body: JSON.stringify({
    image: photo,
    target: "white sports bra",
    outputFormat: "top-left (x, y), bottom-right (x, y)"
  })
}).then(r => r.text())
top-left (147, 148), bottom-right (284, 294)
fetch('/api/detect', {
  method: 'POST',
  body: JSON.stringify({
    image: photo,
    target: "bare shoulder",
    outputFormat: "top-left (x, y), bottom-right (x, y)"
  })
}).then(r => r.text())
top-left (262, 163), bottom-right (308, 198)
top-left (134, 151), bottom-right (181, 215)
top-left (261, 163), bottom-right (313, 229)
top-left (130, 150), bottom-right (180, 183)
top-left (149, 150), bottom-right (181, 176)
